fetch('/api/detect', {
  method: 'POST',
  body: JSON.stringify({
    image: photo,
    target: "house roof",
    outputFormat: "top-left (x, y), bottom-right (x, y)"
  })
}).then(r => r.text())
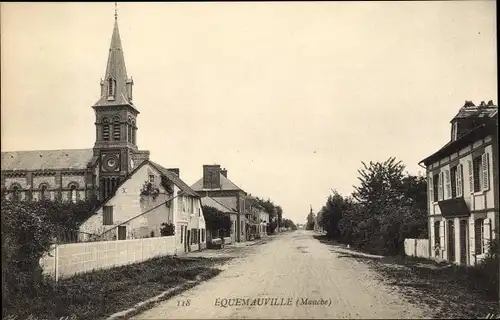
top-left (1, 148), bottom-right (94, 171)
top-left (419, 123), bottom-right (494, 166)
top-left (451, 102), bottom-right (497, 122)
top-left (149, 161), bottom-right (199, 197)
top-left (201, 196), bottom-right (237, 213)
top-left (191, 173), bottom-right (243, 192)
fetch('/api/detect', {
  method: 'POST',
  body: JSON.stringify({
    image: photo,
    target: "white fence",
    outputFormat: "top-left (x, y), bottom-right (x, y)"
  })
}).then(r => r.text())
top-left (404, 238), bottom-right (430, 259)
top-left (40, 236), bottom-right (176, 281)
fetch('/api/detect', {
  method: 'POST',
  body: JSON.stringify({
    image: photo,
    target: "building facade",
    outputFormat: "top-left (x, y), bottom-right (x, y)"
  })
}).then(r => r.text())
top-left (420, 100), bottom-right (498, 266)
top-left (1, 12), bottom-right (150, 203)
top-left (191, 165), bottom-right (249, 242)
top-left (79, 161), bottom-right (206, 253)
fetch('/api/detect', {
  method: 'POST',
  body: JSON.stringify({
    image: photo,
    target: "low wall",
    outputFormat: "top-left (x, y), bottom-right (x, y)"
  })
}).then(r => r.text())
top-left (40, 236), bottom-right (176, 281)
top-left (404, 238), bottom-right (430, 259)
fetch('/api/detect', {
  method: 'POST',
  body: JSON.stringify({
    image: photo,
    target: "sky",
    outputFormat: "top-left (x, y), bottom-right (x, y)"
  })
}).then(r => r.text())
top-left (1, 2), bottom-right (497, 224)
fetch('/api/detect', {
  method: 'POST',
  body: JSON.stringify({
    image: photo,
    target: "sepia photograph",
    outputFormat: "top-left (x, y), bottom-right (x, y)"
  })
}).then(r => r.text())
top-left (1, 1), bottom-right (498, 319)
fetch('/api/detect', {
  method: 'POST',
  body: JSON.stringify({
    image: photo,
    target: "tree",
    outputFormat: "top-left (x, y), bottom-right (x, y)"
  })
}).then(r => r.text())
top-left (306, 208), bottom-right (315, 230)
top-left (282, 218), bottom-right (297, 230)
top-left (202, 206), bottom-right (232, 233)
top-left (160, 222), bottom-right (175, 236)
top-left (318, 190), bottom-right (346, 239)
top-left (352, 157), bottom-right (405, 213)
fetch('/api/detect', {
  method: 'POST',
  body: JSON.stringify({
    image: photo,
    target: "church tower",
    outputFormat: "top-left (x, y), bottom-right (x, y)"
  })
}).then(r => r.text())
top-left (92, 5), bottom-right (148, 200)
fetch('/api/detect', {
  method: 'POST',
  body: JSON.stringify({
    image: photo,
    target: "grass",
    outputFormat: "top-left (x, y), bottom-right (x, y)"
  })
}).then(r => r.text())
top-left (4, 255), bottom-right (231, 320)
top-left (314, 235), bottom-right (499, 319)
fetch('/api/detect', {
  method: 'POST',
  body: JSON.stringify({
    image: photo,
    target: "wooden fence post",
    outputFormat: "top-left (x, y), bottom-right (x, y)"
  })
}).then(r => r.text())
top-left (54, 244), bottom-right (59, 283)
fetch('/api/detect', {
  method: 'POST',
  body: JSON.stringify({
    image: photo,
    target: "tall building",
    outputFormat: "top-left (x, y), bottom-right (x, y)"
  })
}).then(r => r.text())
top-left (1, 9), bottom-right (150, 202)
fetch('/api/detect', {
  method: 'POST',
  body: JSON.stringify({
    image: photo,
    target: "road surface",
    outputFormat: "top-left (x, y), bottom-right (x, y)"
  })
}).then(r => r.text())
top-left (132, 230), bottom-right (432, 319)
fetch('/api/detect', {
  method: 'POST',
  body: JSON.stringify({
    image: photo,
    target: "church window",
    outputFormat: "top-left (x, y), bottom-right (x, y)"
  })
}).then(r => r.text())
top-left (132, 120), bottom-right (136, 144)
top-left (11, 185), bottom-right (20, 201)
top-left (108, 78), bottom-right (115, 97)
top-left (40, 184), bottom-right (48, 200)
top-left (102, 118), bottom-right (110, 141)
top-left (113, 117), bottom-right (121, 140)
top-left (69, 184), bottom-right (78, 203)
top-left (127, 117), bottom-right (132, 142)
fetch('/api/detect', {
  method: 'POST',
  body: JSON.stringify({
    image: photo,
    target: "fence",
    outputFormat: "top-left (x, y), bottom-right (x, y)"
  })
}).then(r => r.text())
top-left (40, 235), bottom-right (176, 281)
top-left (404, 238), bottom-right (430, 259)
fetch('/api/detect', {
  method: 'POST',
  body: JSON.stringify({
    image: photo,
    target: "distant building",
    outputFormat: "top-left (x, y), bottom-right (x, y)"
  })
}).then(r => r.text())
top-left (420, 100), bottom-right (498, 266)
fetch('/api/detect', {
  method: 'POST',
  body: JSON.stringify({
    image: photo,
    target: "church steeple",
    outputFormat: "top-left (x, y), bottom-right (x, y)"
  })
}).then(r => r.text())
top-left (94, 3), bottom-right (135, 108)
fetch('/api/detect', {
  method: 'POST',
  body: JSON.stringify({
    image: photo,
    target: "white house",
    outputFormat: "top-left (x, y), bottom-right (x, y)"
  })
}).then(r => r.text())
top-left (420, 100), bottom-right (498, 266)
top-left (79, 160), bottom-right (206, 254)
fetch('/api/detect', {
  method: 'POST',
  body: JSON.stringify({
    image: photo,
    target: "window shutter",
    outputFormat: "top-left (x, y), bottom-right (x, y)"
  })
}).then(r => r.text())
top-left (482, 153), bottom-right (490, 191)
top-left (439, 220), bottom-right (445, 251)
top-left (456, 164), bottom-right (463, 197)
top-left (445, 170), bottom-right (451, 199)
top-left (474, 220), bottom-right (483, 255)
top-left (438, 172), bottom-right (444, 201)
top-left (469, 220), bottom-right (475, 261)
top-left (429, 176), bottom-right (433, 202)
top-left (468, 160), bottom-right (473, 194)
top-left (484, 218), bottom-right (491, 253)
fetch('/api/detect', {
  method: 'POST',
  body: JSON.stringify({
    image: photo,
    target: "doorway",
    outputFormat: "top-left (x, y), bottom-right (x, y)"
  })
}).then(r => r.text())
top-left (447, 220), bottom-right (455, 263)
top-left (459, 220), bottom-right (468, 265)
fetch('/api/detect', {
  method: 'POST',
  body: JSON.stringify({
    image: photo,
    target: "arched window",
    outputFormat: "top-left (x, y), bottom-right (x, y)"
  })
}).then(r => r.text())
top-left (40, 184), bottom-right (49, 200)
top-left (69, 184), bottom-right (78, 203)
top-left (11, 184), bottom-right (20, 201)
top-left (102, 118), bottom-right (110, 141)
top-left (108, 78), bottom-right (115, 97)
top-left (475, 218), bottom-right (484, 255)
top-left (127, 117), bottom-right (132, 143)
top-left (131, 120), bottom-right (136, 145)
top-left (113, 117), bottom-right (121, 140)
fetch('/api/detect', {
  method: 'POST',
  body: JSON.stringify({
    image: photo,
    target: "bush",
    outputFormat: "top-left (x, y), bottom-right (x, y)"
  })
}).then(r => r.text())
top-left (160, 222), bottom-right (175, 236)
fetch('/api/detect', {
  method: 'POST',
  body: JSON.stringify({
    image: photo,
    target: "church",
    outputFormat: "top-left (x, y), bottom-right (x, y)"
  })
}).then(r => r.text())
top-left (1, 11), bottom-right (151, 203)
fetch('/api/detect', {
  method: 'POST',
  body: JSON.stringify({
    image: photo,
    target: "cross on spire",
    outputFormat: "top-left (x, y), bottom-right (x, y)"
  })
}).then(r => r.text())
top-left (114, 2), bottom-right (118, 21)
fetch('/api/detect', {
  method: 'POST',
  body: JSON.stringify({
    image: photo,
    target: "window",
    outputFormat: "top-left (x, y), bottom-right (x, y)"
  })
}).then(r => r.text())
top-left (434, 221), bottom-right (440, 246)
top-left (113, 117), bottom-right (120, 140)
top-left (103, 206), bottom-right (114, 225)
top-left (70, 185), bottom-right (77, 203)
top-left (202, 229), bottom-right (205, 242)
top-left (131, 120), bottom-right (136, 145)
top-left (40, 184), bottom-right (48, 200)
top-left (102, 118), bottom-right (110, 141)
top-left (118, 226), bottom-right (126, 240)
top-left (127, 117), bottom-right (132, 143)
top-left (450, 167), bottom-right (457, 198)
top-left (149, 175), bottom-right (155, 183)
top-left (473, 156), bottom-right (482, 192)
top-left (475, 218), bottom-right (484, 255)
top-left (432, 174), bottom-right (439, 202)
top-left (11, 185), bottom-right (20, 201)
top-left (108, 78), bottom-right (115, 96)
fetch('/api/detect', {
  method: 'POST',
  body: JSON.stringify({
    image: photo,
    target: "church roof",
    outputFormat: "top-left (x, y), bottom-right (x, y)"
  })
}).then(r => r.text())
top-left (1, 149), bottom-right (94, 171)
top-left (191, 174), bottom-right (243, 192)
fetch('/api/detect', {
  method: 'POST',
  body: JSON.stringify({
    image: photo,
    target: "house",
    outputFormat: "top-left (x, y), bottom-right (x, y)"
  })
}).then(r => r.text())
top-left (1, 13), bottom-right (150, 203)
top-left (79, 161), bottom-right (206, 254)
top-left (245, 195), bottom-right (269, 239)
top-left (191, 165), bottom-right (249, 242)
top-left (419, 100), bottom-right (498, 266)
top-left (201, 196), bottom-right (238, 244)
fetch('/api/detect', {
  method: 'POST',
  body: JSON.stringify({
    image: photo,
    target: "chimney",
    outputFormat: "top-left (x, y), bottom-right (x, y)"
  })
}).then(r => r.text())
top-left (167, 168), bottom-right (179, 177)
top-left (464, 100), bottom-right (475, 107)
top-left (488, 100), bottom-right (494, 106)
top-left (480, 101), bottom-right (486, 107)
top-left (203, 165), bottom-right (221, 189)
top-left (220, 168), bottom-right (227, 178)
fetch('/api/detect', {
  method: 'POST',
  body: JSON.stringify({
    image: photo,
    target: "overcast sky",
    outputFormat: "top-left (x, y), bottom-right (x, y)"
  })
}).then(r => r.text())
top-left (1, 2), bottom-right (497, 224)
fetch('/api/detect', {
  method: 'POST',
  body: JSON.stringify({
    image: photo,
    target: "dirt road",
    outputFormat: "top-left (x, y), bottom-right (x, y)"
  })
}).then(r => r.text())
top-left (132, 230), bottom-right (433, 319)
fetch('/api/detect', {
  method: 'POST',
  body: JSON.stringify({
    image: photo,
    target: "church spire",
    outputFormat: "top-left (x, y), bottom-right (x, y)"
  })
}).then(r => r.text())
top-left (94, 3), bottom-right (135, 108)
